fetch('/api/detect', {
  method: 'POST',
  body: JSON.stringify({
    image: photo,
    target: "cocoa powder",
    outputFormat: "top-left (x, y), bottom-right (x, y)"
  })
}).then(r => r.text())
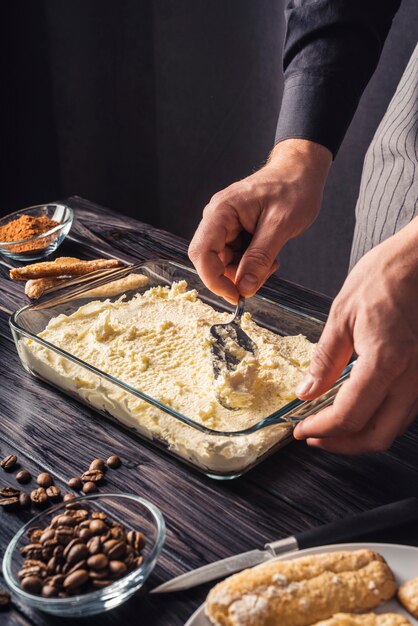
top-left (0, 215), bottom-right (59, 253)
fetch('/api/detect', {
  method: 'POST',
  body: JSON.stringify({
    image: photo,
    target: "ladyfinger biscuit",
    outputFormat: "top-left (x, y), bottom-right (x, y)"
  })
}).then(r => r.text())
top-left (25, 277), bottom-right (70, 299)
top-left (10, 258), bottom-right (122, 280)
top-left (398, 577), bottom-right (418, 618)
top-left (205, 550), bottom-right (396, 626)
top-left (313, 614), bottom-right (411, 626)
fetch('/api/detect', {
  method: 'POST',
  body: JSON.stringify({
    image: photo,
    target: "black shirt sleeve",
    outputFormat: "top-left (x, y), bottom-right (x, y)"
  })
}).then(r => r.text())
top-left (275, 0), bottom-right (402, 158)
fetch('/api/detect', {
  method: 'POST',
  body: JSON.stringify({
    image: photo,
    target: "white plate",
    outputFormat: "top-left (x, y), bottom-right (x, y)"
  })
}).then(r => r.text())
top-left (185, 542), bottom-right (418, 626)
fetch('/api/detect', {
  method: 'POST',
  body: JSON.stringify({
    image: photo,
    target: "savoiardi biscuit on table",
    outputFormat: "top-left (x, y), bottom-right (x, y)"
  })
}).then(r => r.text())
top-left (205, 550), bottom-right (397, 626)
top-left (10, 258), bottom-right (122, 281)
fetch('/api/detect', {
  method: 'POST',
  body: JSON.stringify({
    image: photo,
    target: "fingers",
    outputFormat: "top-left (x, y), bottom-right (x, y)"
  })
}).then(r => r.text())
top-left (294, 358), bottom-right (418, 454)
top-left (235, 208), bottom-right (288, 297)
top-left (294, 354), bottom-right (400, 440)
top-left (296, 301), bottom-right (353, 400)
top-left (188, 215), bottom-right (239, 304)
top-left (304, 391), bottom-right (418, 455)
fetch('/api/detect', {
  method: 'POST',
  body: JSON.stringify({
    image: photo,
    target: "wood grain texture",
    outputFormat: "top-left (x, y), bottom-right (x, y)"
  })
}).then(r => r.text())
top-left (0, 196), bottom-right (417, 626)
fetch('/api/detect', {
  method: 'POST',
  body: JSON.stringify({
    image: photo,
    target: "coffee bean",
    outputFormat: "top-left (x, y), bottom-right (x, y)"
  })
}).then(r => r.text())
top-left (37, 473), bottom-right (53, 488)
top-left (87, 553), bottom-right (109, 571)
top-left (63, 538), bottom-right (82, 559)
top-left (106, 455), bottom-right (121, 469)
top-left (89, 459), bottom-right (106, 471)
top-left (0, 588), bottom-right (11, 608)
top-left (81, 469), bottom-right (104, 483)
top-left (65, 559), bottom-right (88, 577)
top-left (21, 543), bottom-right (43, 559)
top-left (91, 511), bottom-right (107, 520)
top-left (92, 579), bottom-right (113, 589)
top-left (63, 493), bottom-right (76, 503)
top-left (90, 568), bottom-right (110, 581)
top-left (87, 536), bottom-right (102, 555)
top-left (109, 560), bottom-right (127, 578)
top-left (53, 544), bottom-right (64, 558)
top-left (63, 569), bottom-right (89, 592)
top-left (28, 528), bottom-right (43, 542)
top-left (40, 529), bottom-right (56, 544)
top-left (103, 539), bottom-right (126, 560)
top-left (0, 496), bottom-right (19, 509)
top-left (73, 508), bottom-right (89, 521)
top-left (30, 488), bottom-right (47, 506)
top-left (55, 514), bottom-right (76, 527)
top-left (55, 527), bottom-right (74, 545)
top-left (47, 556), bottom-right (62, 574)
top-left (46, 486), bottom-right (61, 501)
top-left (90, 519), bottom-right (107, 535)
top-left (19, 492), bottom-right (31, 508)
top-left (16, 470), bottom-right (31, 484)
top-left (79, 528), bottom-right (93, 541)
top-left (49, 574), bottom-right (65, 588)
top-left (18, 564), bottom-right (47, 581)
top-left (21, 576), bottom-right (43, 594)
top-left (0, 454), bottom-right (17, 471)
top-left (110, 525), bottom-right (126, 541)
top-left (41, 585), bottom-right (59, 598)
top-left (0, 486), bottom-right (20, 497)
top-left (134, 555), bottom-right (144, 568)
top-left (67, 476), bottom-right (82, 490)
top-left (127, 530), bottom-right (146, 552)
top-left (82, 481), bottom-right (98, 494)
top-left (66, 543), bottom-right (89, 566)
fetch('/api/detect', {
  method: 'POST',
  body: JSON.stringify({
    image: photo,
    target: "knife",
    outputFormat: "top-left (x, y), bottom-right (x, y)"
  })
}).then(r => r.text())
top-left (151, 497), bottom-right (418, 593)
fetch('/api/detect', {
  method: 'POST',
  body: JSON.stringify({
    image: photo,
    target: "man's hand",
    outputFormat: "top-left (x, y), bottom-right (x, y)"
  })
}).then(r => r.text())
top-left (188, 139), bottom-right (331, 303)
top-left (294, 217), bottom-right (418, 454)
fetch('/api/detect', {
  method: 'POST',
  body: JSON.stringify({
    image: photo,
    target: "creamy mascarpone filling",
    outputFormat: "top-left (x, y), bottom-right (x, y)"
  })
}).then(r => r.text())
top-left (21, 280), bottom-right (315, 474)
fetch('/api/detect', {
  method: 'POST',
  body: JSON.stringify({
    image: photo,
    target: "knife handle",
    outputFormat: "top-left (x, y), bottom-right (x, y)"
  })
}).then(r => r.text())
top-left (266, 497), bottom-right (418, 556)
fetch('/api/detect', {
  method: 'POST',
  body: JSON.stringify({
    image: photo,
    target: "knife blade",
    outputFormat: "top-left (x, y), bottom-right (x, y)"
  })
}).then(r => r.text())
top-left (151, 497), bottom-right (418, 593)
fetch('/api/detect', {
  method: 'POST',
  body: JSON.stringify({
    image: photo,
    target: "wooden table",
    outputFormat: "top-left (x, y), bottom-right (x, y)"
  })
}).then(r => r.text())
top-left (0, 196), bottom-right (417, 626)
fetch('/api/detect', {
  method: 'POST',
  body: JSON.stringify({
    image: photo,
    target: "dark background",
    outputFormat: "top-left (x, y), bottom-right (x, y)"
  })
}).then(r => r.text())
top-left (1, 1), bottom-right (417, 296)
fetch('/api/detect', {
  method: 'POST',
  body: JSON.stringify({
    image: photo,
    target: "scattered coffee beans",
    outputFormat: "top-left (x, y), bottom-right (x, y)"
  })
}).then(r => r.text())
top-left (19, 492), bottom-right (31, 508)
top-left (0, 487), bottom-right (20, 497)
top-left (0, 454), bottom-right (17, 471)
top-left (0, 588), bottom-right (10, 609)
top-left (30, 488), bottom-right (48, 506)
top-left (68, 477), bottom-right (82, 490)
top-left (0, 496), bottom-right (19, 509)
top-left (82, 481), bottom-right (98, 494)
top-left (106, 455), bottom-right (121, 469)
top-left (16, 470), bottom-right (32, 484)
top-left (37, 473), bottom-right (53, 488)
top-left (81, 469), bottom-right (104, 483)
top-left (89, 459), bottom-right (106, 472)
top-left (46, 486), bottom-right (61, 501)
top-left (19, 506), bottom-right (147, 597)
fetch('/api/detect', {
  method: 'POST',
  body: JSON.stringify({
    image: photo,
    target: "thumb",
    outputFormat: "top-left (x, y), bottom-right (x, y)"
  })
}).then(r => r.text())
top-left (296, 306), bottom-right (353, 400)
top-left (235, 213), bottom-right (287, 297)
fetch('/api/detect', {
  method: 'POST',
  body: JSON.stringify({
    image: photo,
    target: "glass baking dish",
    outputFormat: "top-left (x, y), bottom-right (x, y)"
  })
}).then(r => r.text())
top-left (10, 260), bottom-right (353, 479)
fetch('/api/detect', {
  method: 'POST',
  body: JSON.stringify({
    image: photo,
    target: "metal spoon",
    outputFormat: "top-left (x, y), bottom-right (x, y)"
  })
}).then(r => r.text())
top-left (209, 296), bottom-right (258, 410)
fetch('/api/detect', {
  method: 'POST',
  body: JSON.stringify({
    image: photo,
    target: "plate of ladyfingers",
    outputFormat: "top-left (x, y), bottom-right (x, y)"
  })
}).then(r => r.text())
top-left (185, 543), bottom-right (418, 626)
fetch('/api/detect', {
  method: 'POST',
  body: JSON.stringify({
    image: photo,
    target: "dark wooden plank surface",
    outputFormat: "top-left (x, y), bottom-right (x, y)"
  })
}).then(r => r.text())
top-left (0, 196), bottom-right (417, 626)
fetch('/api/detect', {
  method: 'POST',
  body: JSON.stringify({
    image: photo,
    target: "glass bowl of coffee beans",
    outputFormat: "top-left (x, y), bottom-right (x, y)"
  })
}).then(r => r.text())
top-left (2, 493), bottom-right (165, 616)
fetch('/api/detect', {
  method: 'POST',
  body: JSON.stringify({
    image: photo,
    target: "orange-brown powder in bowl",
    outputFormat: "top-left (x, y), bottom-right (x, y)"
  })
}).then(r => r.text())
top-left (0, 215), bottom-right (59, 253)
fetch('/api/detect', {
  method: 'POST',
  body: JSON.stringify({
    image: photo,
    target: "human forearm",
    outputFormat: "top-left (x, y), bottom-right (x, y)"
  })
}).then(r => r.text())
top-left (276, 0), bottom-right (401, 157)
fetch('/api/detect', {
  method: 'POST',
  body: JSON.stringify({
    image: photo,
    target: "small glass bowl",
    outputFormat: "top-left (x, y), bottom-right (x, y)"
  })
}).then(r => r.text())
top-left (0, 204), bottom-right (73, 261)
top-left (2, 493), bottom-right (166, 617)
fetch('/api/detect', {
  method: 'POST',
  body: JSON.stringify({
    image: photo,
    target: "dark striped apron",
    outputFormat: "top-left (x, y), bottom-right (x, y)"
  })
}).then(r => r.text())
top-left (350, 44), bottom-right (418, 269)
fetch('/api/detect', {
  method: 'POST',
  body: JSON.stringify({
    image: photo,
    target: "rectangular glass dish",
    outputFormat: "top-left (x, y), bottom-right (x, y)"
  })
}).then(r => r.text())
top-left (10, 260), bottom-right (352, 479)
